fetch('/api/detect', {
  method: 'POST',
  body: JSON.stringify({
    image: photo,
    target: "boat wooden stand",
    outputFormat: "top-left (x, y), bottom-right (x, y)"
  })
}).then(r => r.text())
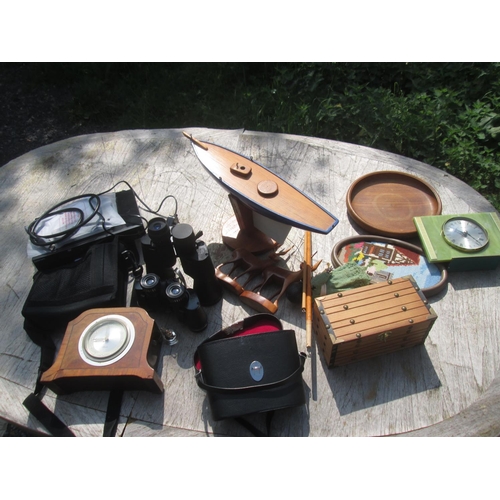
top-left (222, 194), bottom-right (282, 253)
top-left (215, 244), bottom-right (311, 314)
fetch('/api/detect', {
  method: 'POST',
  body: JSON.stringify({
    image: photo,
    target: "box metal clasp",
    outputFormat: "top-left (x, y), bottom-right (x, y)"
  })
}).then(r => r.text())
top-left (378, 331), bottom-right (392, 342)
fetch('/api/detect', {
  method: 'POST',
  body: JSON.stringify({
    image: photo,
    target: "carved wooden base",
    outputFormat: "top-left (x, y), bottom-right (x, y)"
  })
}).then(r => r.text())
top-left (238, 290), bottom-right (278, 314)
top-left (221, 215), bottom-right (278, 253)
top-left (214, 246), bottom-right (305, 315)
top-left (221, 194), bottom-right (280, 253)
top-left (215, 265), bottom-right (246, 295)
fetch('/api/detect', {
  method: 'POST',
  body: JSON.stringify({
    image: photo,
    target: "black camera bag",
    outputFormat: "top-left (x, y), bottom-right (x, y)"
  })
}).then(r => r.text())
top-left (194, 314), bottom-right (306, 427)
top-left (21, 237), bottom-right (130, 437)
top-left (22, 238), bottom-right (128, 333)
top-left (22, 238), bottom-right (128, 392)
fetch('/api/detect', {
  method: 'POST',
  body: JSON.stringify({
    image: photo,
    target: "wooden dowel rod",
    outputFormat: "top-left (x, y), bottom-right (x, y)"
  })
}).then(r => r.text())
top-left (305, 231), bottom-right (313, 349)
top-left (301, 267), bottom-right (307, 311)
top-left (302, 232), bottom-right (311, 312)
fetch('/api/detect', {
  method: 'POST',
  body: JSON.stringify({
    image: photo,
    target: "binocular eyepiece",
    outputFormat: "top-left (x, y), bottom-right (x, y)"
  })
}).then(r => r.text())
top-left (136, 217), bottom-right (221, 333)
top-left (141, 217), bottom-right (177, 278)
top-left (134, 272), bottom-right (208, 332)
top-left (170, 223), bottom-right (222, 307)
top-left (141, 218), bottom-right (221, 307)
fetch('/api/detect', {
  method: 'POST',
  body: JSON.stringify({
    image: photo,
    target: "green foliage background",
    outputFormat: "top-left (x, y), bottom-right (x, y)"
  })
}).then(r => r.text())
top-left (32, 62), bottom-right (500, 210)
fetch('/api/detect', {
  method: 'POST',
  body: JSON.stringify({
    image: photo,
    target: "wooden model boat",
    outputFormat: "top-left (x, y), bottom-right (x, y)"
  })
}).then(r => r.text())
top-left (183, 132), bottom-right (339, 235)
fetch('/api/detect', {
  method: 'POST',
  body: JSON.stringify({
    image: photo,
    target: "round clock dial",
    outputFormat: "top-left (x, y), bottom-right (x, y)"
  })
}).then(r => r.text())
top-left (78, 314), bottom-right (136, 366)
top-left (441, 217), bottom-right (489, 252)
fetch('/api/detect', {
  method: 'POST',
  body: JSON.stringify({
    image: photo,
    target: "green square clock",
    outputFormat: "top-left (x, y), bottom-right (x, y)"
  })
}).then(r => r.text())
top-left (413, 212), bottom-right (500, 271)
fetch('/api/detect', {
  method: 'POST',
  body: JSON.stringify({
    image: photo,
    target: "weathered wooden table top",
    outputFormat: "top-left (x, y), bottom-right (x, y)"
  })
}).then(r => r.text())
top-left (1, 128), bottom-right (499, 437)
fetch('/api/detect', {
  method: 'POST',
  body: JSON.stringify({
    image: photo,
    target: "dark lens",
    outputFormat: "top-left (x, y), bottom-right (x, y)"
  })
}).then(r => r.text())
top-left (140, 273), bottom-right (160, 290)
top-left (171, 223), bottom-right (197, 254)
top-left (165, 281), bottom-right (188, 306)
top-left (169, 284), bottom-right (182, 296)
top-left (147, 217), bottom-right (170, 242)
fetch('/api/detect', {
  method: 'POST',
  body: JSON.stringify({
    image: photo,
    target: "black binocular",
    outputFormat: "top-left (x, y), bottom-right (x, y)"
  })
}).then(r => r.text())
top-left (141, 218), bottom-right (222, 307)
top-left (133, 271), bottom-right (207, 332)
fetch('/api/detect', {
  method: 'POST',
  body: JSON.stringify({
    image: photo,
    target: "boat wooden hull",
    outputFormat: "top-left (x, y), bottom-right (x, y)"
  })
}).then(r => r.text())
top-left (184, 133), bottom-right (339, 234)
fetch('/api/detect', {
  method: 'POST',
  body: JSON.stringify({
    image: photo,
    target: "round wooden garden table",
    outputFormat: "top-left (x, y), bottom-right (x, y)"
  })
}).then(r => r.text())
top-left (1, 128), bottom-right (499, 437)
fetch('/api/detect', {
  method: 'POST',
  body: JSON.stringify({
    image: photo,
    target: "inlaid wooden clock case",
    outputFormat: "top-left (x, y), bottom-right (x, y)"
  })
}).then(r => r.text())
top-left (40, 307), bottom-right (164, 394)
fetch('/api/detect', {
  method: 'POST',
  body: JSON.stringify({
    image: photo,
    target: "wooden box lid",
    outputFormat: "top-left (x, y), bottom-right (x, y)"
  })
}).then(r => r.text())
top-left (314, 276), bottom-right (436, 344)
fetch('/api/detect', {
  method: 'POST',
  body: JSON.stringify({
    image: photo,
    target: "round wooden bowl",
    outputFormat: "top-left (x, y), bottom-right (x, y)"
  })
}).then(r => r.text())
top-left (331, 235), bottom-right (448, 298)
top-left (346, 171), bottom-right (442, 238)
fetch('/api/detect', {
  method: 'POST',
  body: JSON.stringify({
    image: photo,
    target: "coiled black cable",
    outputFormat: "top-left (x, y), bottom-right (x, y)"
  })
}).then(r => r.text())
top-left (26, 194), bottom-right (101, 247)
top-left (26, 181), bottom-right (178, 248)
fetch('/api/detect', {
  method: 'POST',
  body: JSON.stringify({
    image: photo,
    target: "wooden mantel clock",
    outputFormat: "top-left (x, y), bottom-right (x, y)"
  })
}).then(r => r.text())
top-left (413, 212), bottom-right (500, 271)
top-left (40, 307), bottom-right (164, 394)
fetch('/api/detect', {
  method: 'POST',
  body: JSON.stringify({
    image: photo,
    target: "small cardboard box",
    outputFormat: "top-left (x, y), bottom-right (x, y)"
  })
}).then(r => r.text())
top-left (313, 276), bottom-right (437, 367)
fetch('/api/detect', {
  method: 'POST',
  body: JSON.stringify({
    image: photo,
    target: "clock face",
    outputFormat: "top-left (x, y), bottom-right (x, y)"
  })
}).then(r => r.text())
top-left (78, 315), bottom-right (136, 366)
top-left (441, 217), bottom-right (489, 252)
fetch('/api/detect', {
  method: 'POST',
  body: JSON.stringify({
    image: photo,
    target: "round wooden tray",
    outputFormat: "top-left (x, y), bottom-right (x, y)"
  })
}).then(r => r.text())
top-left (346, 171), bottom-right (442, 238)
top-left (331, 235), bottom-right (448, 298)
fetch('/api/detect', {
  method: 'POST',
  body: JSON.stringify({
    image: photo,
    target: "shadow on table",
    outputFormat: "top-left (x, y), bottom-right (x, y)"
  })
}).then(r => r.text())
top-left (200, 386), bottom-right (312, 437)
top-left (446, 268), bottom-right (500, 292)
top-left (320, 345), bottom-right (441, 416)
top-left (28, 328), bottom-right (168, 437)
top-left (207, 242), bottom-right (306, 323)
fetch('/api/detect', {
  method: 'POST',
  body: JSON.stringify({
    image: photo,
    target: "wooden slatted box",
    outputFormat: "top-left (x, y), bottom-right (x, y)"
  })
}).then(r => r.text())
top-left (313, 276), bottom-right (437, 367)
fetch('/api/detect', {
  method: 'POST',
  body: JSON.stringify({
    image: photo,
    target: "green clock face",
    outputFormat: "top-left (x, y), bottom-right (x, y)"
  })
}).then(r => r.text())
top-left (441, 217), bottom-right (489, 252)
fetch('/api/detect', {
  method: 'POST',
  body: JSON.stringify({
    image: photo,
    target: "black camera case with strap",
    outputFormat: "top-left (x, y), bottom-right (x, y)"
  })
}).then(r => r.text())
top-left (21, 237), bottom-right (130, 437)
top-left (22, 237), bottom-right (128, 335)
top-left (194, 314), bottom-right (306, 422)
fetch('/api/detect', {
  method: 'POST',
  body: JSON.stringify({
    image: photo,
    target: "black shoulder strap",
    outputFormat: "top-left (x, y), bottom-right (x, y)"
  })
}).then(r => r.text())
top-left (103, 390), bottom-right (124, 437)
top-left (23, 319), bottom-right (124, 438)
top-left (21, 237), bottom-right (132, 437)
top-left (235, 411), bottom-right (275, 437)
top-left (23, 319), bottom-right (60, 395)
top-left (23, 389), bottom-right (124, 437)
top-left (22, 394), bottom-right (76, 437)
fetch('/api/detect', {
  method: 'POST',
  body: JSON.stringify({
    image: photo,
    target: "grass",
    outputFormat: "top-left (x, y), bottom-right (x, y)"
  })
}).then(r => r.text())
top-left (25, 62), bottom-right (500, 211)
